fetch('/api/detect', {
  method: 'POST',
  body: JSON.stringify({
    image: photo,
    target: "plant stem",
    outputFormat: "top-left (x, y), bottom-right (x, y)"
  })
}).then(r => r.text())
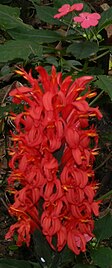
top-left (96, 189), bottom-right (112, 201)
top-left (94, 151), bottom-right (112, 171)
top-left (89, 90), bottom-right (104, 106)
top-left (89, 50), bottom-right (109, 62)
top-left (49, 252), bottom-right (60, 268)
top-left (83, 59), bottom-right (89, 73)
top-left (90, 28), bottom-right (99, 45)
top-left (84, 29), bottom-right (90, 41)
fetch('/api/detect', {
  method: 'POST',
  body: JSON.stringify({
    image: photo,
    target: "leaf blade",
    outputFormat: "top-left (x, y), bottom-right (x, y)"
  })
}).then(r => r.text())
top-left (8, 28), bottom-right (62, 43)
top-left (0, 40), bottom-right (43, 62)
top-left (94, 75), bottom-right (112, 100)
top-left (91, 247), bottom-right (112, 268)
top-left (97, 7), bottom-right (112, 33)
top-left (67, 41), bottom-right (99, 59)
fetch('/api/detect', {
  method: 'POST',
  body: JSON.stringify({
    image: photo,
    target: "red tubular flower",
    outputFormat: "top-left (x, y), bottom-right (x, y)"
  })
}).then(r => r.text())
top-left (57, 225), bottom-right (67, 251)
top-left (5, 217), bottom-right (37, 247)
top-left (6, 65), bottom-right (102, 255)
top-left (67, 229), bottom-right (87, 254)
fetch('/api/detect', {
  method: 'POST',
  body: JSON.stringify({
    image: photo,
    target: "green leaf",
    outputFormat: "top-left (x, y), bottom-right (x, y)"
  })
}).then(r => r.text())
top-left (59, 246), bottom-right (75, 265)
top-left (54, 0), bottom-right (74, 7)
top-left (74, 265), bottom-right (96, 268)
top-left (0, 259), bottom-right (41, 268)
top-left (94, 75), bottom-right (112, 100)
top-left (54, 0), bottom-right (85, 7)
top-left (67, 41), bottom-right (99, 59)
top-left (36, 6), bottom-right (62, 25)
top-left (0, 0), bottom-right (12, 3)
top-left (97, 7), bottom-right (112, 33)
top-left (108, 46), bottom-right (112, 53)
top-left (33, 229), bottom-right (53, 267)
top-left (0, 259), bottom-right (32, 268)
top-left (0, 64), bottom-right (10, 76)
top-left (94, 212), bottom-right (112, 242)
top-left (0, 40), bottom-right (43, 62)
top-left (8, 244), bottom-right (18, 251)
top-left (0, 4), bottom-right (31, 30)
top-left (8, 28), bottom-right (62, 43)
top-left (91, 247), bottom-right (112, 268)
top-left (45, 56), bottom-right (58, 67)
top-left (32, 0), bottom-right (41, 3)
top-left (64, 59), bottom-right (82, 67)
top-left (29, 262), bottom-right (42, 268)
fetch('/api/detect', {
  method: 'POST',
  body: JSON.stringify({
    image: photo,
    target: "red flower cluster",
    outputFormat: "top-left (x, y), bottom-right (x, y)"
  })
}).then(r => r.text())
top-left (6, 66), bottom-right (102, 255)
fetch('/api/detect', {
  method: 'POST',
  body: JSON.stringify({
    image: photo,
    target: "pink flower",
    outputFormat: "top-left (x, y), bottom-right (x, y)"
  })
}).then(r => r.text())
top-left (54, 3), bottom-right (83, 19)
top-left (73, 12), bottom-right (101, 28)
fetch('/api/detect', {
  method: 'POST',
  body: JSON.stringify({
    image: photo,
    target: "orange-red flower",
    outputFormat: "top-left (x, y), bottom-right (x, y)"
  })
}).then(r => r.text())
top-left (6, 65), bottom-right (102, 255)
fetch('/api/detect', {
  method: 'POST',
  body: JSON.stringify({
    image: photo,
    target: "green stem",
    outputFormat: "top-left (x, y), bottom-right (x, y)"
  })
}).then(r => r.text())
top-left (89, 90), bottom-right (104, 106)
top-left (90, 28), bottom-right (99, 45)
top-left (83, 59), bottom-right (89, 73)
top-left (89, 50), bottom-right (109, 62)
top-left (94, 151), bottom-right (112, 171)
top-left (29, 261), bottom-right (46, 268)
top-left (96, 189), bottom-right (112, 201)
top-left (49, 252), bottom-right (60, 268)
top-left (98, 46), bottom-right (111, 51)
top-left (62, 18), bottom-right (84, 36)
top-left (84, 29), bottom-right (90, 41)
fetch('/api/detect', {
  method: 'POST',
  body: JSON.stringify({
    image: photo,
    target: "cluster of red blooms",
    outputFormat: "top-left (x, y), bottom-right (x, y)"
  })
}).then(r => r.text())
top-left (6, 66), bottom-right (102, 255)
